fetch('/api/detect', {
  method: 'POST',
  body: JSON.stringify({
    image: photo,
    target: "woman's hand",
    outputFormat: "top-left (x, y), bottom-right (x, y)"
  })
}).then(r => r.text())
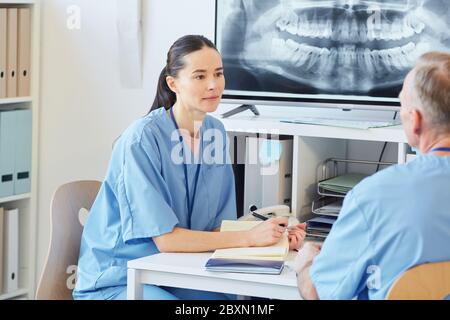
top-left (247, 216), bottom-right (289, 247)
top-left (288, 223), bottom-right (307, 251)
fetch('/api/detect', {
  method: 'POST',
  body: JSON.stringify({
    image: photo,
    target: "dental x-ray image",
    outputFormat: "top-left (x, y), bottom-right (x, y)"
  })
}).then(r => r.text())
top-left (216, 0), bottom-right (450, 102)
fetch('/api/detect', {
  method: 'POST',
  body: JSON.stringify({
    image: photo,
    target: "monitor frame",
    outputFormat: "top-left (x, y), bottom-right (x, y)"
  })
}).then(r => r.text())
top-left (214, 0), bottom-right (402, 112)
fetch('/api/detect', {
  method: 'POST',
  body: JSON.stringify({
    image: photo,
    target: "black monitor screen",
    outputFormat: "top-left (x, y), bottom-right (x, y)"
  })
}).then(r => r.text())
top-left (215, 0), bottom-right (450, 107)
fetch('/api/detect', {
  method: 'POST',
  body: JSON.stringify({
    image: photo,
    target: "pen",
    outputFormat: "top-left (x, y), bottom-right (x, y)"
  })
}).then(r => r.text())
top-left (251, 211), bottom-right (287, 227)
top-left (251, 211), bottom-right (269, 221)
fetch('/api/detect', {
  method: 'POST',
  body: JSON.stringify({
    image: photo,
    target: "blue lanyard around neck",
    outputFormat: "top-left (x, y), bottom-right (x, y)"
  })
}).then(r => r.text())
top-left (431, 147), bottom-right (450, 153)
top-left (170, 107), bottom-right (201, 229)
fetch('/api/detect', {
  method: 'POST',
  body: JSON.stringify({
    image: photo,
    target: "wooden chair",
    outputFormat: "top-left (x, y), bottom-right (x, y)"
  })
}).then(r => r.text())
top-left (35, 180), bottom-right (101, 300)
top-left (386, 261), bottom-right (450, 300)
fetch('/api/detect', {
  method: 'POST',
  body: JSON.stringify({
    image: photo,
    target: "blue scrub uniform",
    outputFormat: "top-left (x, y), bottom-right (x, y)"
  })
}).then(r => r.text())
top-left (73, 108), bottom-right (237, 300)
top-left (310, 154), bottom-right (450, 300)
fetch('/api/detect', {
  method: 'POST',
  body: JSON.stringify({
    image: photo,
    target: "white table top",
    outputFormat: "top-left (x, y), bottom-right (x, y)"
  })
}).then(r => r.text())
top-left (128, 251), bottom-right (299, 289)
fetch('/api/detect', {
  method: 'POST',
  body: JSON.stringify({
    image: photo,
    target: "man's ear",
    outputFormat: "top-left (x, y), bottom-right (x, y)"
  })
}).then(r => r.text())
top-left (411, 109), bottom-right (423, 136)
top-left (166, 76), bottom-right (177, 94)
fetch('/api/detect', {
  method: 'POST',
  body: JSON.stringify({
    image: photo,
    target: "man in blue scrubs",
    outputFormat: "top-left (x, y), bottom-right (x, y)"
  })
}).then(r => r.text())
top-left (294, 52), bottom-right (450, 300)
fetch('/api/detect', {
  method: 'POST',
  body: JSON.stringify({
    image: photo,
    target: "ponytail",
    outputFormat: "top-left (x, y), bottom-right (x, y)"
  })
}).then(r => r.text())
top-left (149, 67), bottom-right (176, 113)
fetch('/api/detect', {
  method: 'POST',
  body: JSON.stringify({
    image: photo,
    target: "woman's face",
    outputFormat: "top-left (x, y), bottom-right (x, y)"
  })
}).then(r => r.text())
top-left (168, 47), bottom-right (225, 114)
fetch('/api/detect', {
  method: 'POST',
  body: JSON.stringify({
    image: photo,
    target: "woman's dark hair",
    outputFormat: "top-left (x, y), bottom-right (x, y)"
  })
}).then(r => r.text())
top-left (149, 35), bottom-right (218, 114)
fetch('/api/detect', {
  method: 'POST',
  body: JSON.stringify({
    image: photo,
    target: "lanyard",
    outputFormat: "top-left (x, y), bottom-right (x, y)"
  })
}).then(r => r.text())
top-left (431, 147), bottom-right (450, 153)
top-left (170, 107), bottom-right (201, 229)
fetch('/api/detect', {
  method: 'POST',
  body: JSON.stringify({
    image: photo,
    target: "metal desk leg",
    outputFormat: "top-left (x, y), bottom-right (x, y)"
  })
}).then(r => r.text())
top-left (127, 268), bottom-right (143, 300)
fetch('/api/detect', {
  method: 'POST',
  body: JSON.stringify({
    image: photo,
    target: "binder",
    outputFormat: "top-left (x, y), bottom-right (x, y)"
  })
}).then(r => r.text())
top-left (14, 109), bottom-right (31, 195)
top-left (0, 111), bottom-right (16, 198)
top-left (0, 9), bottom-right (7, 98)
top-left (3, 208), bottom-right (19, 293)
top-left (6, 8), bottom-right (17, 98)
top-left (0, 207), bottom-right (4, 294)
top-left (17, 8), bottom-right (31, 97)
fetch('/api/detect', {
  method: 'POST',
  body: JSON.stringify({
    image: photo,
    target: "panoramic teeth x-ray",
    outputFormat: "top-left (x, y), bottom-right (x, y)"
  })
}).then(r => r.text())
top-left (218, 0), bottom-right (450, 97)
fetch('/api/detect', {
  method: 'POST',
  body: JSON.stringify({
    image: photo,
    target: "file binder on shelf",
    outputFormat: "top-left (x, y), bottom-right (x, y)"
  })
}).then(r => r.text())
top-left (0, 9), bottom-right (7, 98)
top-left (3, 208), bottom-right (19, 294)
top-left (14, 109), bottom-right (31, 195)
top-left (6, 8), bottom-right (18, 98)
top-left (17, 8), bottom-right (31, 97)
top-left (0, 111), bottom-right (16, 198)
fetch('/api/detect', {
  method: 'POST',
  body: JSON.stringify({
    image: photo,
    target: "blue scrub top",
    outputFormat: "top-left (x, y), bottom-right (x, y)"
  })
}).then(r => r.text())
top-left (73, 108), bottom-right (236, 298)
top-left (310, 154), bottom-right (450, 300)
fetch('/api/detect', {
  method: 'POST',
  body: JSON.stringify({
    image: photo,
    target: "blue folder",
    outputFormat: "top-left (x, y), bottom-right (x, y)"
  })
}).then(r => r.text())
top-left (14, 109), bottom-right (32, 195)
top-left (205, 258), bottom-right (284, 275)
top-left (0, 111), bottom-right (16, 198)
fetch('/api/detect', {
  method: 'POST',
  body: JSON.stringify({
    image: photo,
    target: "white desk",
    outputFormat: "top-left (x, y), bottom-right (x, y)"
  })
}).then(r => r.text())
top-left (127, 252), bottom-right (301, 300)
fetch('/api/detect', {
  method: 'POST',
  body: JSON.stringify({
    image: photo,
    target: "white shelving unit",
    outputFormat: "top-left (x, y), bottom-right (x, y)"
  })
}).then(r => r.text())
top-left (213, 104), bottom-right (409, 221)
top-left (0, 0), bottom-right (39, 300)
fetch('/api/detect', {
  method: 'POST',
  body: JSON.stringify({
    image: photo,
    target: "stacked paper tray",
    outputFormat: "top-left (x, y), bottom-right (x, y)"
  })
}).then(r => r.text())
top-left (312, 197), bottom-right (343, 217)
top-left (305, 215), bottom-right (337, 240)
top-left (317, 173), bottom-right (368, 197)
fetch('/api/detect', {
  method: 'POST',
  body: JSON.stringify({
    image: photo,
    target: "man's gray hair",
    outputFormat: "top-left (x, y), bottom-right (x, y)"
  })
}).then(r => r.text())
top-left (413, 52), bottom-right (450, 131)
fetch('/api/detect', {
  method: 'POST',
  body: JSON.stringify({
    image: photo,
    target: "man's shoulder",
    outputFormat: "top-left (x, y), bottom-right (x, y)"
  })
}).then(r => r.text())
top-left (350, 162), bottom-right (412, 198)
top-left (352, 155), bottom-right (450, 197)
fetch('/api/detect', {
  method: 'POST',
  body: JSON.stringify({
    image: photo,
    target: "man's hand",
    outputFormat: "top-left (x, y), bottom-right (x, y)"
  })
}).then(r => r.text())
top-left (294, 241), bottom-right (322, 300)
top-left (294, 242), bottom-right (322, 273)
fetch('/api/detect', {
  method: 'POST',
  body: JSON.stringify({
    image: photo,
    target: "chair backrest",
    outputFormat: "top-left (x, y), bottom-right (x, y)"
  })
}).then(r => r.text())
top-left (35, 180), bottom-right (101, 300)
top-left (386, 261), bottom-right (450, 300)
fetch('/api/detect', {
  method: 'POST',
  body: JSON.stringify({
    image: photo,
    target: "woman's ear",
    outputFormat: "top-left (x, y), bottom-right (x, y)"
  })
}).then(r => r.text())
top-left (166, 76), bottom-right (177, 94)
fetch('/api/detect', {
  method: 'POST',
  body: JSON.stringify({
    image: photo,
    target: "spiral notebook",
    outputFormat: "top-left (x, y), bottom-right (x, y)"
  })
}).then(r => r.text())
top-left (205, 258), bottom-right (284, 275)
top-left (204, 220), bottom-right (288, 274)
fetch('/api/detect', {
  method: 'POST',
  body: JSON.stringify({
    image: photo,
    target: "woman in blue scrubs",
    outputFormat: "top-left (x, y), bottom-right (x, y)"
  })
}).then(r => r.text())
top-left (73, 35), bottom-right (306, 300)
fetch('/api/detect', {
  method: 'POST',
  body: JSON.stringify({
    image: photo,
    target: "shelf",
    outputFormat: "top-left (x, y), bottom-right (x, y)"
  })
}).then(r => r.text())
top-left (0, 0), bottom-right (35, 5)
top-left (0, 97), bottom-right (32, 105)
top-left (217, 115), bottom-right (407, 143)
top-left (213, 104), bottom-right (408, 143)
top-left (0, 288), bottom-right (29, 300)
top-left (0, 193), bottom-right (30, 204)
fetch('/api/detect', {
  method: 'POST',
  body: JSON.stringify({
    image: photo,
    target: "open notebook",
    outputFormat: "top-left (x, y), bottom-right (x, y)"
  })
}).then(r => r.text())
top-left (204, 220), bottom-right (288, 274)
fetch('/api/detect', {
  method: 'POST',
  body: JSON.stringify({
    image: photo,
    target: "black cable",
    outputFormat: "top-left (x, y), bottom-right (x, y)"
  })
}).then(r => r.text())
top-left (376, 142), bottom-right (388, 172)
top-left (376, 111), bottom-right (398, 172)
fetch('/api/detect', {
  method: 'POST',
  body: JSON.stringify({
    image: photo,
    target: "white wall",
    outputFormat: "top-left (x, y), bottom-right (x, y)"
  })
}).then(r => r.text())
top-left (36, 0), bottom-right (216, 285)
